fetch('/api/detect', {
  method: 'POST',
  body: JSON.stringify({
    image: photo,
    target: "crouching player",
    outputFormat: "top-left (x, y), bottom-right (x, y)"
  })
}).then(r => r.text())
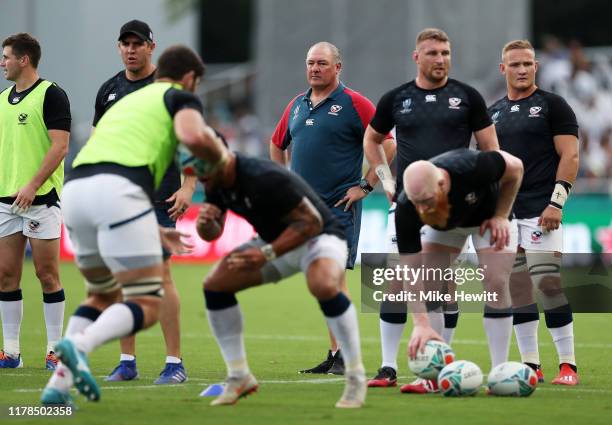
top-left (196, 150), bottom-right (366, 408)
top-left (394, 148), bottom-right (523, 393)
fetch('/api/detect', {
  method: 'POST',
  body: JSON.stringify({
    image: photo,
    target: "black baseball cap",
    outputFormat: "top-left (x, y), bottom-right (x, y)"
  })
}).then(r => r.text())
top-left (118, 20), bottom-right (153, 42)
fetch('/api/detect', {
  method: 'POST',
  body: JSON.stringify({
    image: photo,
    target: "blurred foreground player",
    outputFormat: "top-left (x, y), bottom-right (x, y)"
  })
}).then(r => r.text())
top-left (489, 39), bottom-right (580, 385)
top-left (394, 148), bottom-right (523, 393)
top-left (94, 19), bottom-right (194, 385)
top-left (41, 45), bottom-right (224, 406)
top-left (196, 150), bottom-right (366, 408)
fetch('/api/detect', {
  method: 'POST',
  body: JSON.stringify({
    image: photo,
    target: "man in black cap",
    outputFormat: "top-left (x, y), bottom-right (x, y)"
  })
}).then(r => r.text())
top-left (89, 20), bottom-right (195, 385)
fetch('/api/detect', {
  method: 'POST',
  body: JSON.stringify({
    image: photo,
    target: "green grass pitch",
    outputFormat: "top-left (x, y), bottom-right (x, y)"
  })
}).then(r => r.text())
top-left (2, 261), bottom-right (611, 425)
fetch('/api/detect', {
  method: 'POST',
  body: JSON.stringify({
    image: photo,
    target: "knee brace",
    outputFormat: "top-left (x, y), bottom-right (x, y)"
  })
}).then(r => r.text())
top-left (85, 275), bottom-right (120, 294)
top-left (122, 276), bottom-right (164, 299)
top-left (526, 250), bottom-right (567, 310)
top-left (513, 252), bottom-right (528, 273)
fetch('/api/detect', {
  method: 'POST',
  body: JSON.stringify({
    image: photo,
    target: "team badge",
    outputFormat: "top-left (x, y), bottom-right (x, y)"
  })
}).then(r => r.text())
top-left (425, 94), bottom-right (437, 103)
top-left (400, 98), bottom-right (412, 114)
top-left (464, 192), bottom-right (477, 205)
top-left (328, 104), bottom-right (342, 116)
top-left (28, 220), bottom-right (41, 233)
top-left (448, 97), bottom-right (461, 109)
top-left (531, 230), bottom-right (543, 242)
top-left (510, 105), bottom-right (520, 112)
top-left (529, 106), bottom-right (542, 117)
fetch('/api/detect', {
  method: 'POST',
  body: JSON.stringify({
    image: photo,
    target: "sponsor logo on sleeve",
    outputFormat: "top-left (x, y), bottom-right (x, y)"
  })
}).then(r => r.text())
top-left (491, 111), bottom-right (501, 124)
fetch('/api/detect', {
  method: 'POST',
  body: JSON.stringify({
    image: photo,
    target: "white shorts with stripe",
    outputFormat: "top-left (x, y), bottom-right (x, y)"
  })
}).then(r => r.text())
top-left (62, 174), bottom-right (162, 273)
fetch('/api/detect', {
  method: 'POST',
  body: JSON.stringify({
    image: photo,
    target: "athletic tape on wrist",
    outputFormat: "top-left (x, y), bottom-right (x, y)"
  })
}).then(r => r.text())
top-left (375, 164), bottom-right (395, 196)
top-left (549, 180), bottom-right (572, 209)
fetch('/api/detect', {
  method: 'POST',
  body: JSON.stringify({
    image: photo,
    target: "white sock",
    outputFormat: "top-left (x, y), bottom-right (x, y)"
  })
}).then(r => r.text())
top-left (0, 299), bottom-right (23, 356)
top-left (207, 304), bottom-right (249, 378)
top-left (441, 327), bottom-right (456, 345)
top-left (166, 356), bottom-right (181, 364)
top-left (548, 322), bottom-right (576, 365)
top-left (379, 319), bottom-right (405, 370)
top-left (324, 304), bottom-right (364, 374)
top-left (65, 315), bottom-right (94, 336)
top-left (427, 309), bottom-right (444, 335)
top-left (71, 304), bottom-right (135, 354)
top-left (483, 316), bottom-right (512, 368)
top-left (120, 354), bottom-right (136, 362)
top-left (514, 320), bottom-right (540, 365)
top-left (44, 301), bottom-right (65, 353)
top-left (46, 312), bottom-right (95, 392)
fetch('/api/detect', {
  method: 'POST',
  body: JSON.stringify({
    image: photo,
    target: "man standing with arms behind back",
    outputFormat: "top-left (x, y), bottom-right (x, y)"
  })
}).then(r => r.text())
top-left (489, 39), bottom-right (580, 385)
top-left (92, 20), bottom-right (195, 384)
top-left (0, 33), bottom-right (70, 370)
top-left (363, 28), bottom-right (501, 393)
top-left (270, 41), bottom-right (395, 374)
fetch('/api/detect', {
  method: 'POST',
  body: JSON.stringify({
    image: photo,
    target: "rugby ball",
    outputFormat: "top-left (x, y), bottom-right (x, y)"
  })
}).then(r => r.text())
top-left (409, 340), bottom-right (455, 380)
top-left (487, 361), bottom-right (538, 396)
top-left (438, 360), bottom-right (483, 396)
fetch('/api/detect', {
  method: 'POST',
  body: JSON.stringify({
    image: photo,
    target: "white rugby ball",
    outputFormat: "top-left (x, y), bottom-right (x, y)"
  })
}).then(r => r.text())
top-left (487, 361), bottom-right (538, 396)
top-left (438, 360), bottom-right (483, 396)
top-left (409, 340), bottom-right (455, 380)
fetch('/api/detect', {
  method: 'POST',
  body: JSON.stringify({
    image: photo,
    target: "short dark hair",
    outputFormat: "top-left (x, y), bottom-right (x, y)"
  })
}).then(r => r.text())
top-left (156, 45), bottom-right (205, 81)
top-left (2, 33), bottom-right (42, 68)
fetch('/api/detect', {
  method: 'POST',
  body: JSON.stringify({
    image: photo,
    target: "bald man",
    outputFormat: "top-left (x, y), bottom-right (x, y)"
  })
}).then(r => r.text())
top-left (270, 41), bottom-right (395, 374)
top-left (394, 148), bottom-right (523, 393)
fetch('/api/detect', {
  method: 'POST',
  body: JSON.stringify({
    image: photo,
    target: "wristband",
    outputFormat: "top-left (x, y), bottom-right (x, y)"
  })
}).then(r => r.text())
top-left (260, 244), bottom-right (276, 261)
top-left (549, 180), bottom-right (572, 209)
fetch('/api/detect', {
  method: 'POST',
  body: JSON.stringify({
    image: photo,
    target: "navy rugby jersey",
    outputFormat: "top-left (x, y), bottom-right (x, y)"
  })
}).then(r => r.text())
top-left (488, 89), bottom-right (578, 218)
top-left (395, 149), bottom-right (506, 254)
top-left (205, 153), bottom-right (345, 243)
top-left (370, 78), bottom-right (492, 194)
top-left (271, 83), bottom-right (384, 205)
top-left (92, 70), bottom-right (182, 205)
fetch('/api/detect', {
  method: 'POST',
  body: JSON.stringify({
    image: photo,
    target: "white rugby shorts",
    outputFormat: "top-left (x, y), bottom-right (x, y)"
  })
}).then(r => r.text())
top-left (62, 174), bottom-right (162, 272)
top-left (0, 201), bottom-right (62, 239)
top-left (517, 217), bottom-right (563, 252)
top-left (241, 233), bottom-right (348, 284)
